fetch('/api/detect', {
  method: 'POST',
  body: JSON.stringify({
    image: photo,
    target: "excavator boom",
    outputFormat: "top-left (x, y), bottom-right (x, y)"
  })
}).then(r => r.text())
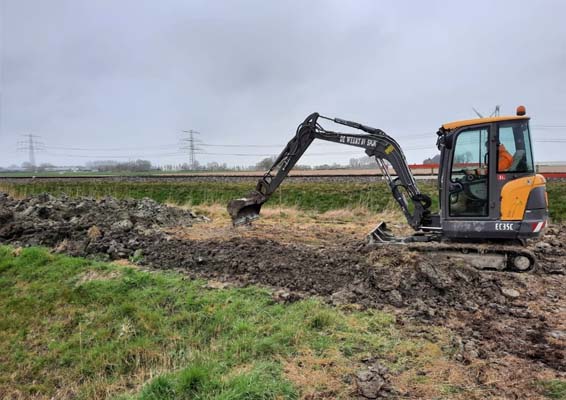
top-left (227, 113), bottom-right (432, 229)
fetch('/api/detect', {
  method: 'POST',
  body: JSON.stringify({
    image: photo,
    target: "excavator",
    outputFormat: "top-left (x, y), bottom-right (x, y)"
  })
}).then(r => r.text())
top-left (227, 106), bottom-right (548, 272)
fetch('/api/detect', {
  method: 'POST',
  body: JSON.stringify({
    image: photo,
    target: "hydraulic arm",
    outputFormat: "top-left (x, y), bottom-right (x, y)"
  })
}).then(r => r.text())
top-left (227, 113), bottom-right (432, 229)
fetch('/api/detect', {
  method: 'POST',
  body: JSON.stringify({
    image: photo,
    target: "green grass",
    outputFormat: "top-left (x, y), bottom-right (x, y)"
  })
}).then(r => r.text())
top-left (546, 183), bottom-right (566, 223)
top-left (0, 246), bottom-right (439, 399)
top-left (2, 180), bottom-right (566, 220)
top-left (0, 180), bottom-right (439, 214)
top-left (536, 380), bottom-right (566, 400)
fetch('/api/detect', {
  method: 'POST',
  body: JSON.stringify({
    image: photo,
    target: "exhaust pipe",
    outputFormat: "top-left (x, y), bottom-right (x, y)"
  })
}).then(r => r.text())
top-left (227, 191), bottom-right (267, 226)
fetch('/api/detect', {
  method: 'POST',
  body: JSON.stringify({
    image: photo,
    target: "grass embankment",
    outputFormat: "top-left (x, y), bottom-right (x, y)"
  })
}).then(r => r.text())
top-left (0, 181), bottom-right (439, 214)
top-left (2, 180), bottom-right (566, 221)
top-left (0, 246), bottom-right (452, 399)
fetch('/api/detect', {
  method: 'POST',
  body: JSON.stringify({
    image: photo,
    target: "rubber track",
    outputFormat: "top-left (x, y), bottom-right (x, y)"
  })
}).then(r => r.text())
top-left (405, 242), bottom-right (537, 273)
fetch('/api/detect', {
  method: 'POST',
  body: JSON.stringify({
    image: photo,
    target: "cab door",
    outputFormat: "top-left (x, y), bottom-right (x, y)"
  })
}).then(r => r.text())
top-left (444, 125), bottom-right (491, 218)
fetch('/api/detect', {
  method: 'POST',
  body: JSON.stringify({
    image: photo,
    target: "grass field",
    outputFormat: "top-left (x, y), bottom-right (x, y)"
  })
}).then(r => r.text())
top-left (1, 180), bottom-right (565, 221)
top-left (0, 246), bottom-right (459, 399)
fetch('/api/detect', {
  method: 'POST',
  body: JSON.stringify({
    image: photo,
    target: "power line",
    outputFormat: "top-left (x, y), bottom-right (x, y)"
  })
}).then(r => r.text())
top-left (193, 145), bottom-right (435, 157)
top-left (199, 143), bottom-right (286, 148)
top-left (37, 139), bottom-right (566, 160)
top-left (36, 130), bottom-right (440, 154)
top-left (14, 124), bottom-right (566, 164)
top-left (43, 151), bottom-right (186, 159)
top-left (24, 123), bottom-right (566, 156)
top-left (42, 146), bottom-right (434, 160)
top-left (36, 132), bottom-right (565, 155)
top-left (44, 144), bottom-right (180, 151)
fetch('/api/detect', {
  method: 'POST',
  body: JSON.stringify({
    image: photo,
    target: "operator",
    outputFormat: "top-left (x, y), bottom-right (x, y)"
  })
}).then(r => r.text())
top-left (474, 142), bottom-right (514, 176)
top-left (498, 143), bottom-right (513, 171)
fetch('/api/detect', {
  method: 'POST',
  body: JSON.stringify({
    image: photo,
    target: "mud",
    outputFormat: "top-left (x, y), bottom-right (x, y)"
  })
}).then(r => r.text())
top-left (0, 193), bottom-right (564, 394)
top-left (355, 361), bottom-right (395, 399)
top-left (140, 235), bottom-right (565, 372)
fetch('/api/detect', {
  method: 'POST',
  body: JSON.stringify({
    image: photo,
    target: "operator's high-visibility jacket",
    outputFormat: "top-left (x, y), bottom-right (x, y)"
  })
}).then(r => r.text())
top-left (498, 144), bottom-right (513, 171)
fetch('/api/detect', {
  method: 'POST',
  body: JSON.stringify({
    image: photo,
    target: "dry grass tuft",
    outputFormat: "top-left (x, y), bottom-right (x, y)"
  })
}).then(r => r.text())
top-left (74, 269), bottom-right (122, 286)
top-left (87, 225), bottom-right (102, 240)
top-left (283, 349), bottom-right (355, 399)
top-left (168, 203), bottom-right (414, 247)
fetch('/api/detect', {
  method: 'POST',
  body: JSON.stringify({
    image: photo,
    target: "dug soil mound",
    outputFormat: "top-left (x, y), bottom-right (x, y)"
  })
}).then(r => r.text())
top-left (0, 192), bottom-right (202, 259)
top-left (0, 193), bottom-right (564, 375)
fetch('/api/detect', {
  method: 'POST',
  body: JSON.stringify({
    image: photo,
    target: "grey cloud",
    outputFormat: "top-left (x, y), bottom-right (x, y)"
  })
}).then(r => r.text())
top-left (1, 0), bottom-right (565, 167)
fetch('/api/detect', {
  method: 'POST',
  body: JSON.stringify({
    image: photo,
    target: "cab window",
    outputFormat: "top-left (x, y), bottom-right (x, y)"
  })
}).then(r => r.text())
top-left (497, 121), bottom-right (534, 173)
top-left (451, 128), bottom-right (488, 180)
top-left (449, 128), bottom-right (489, 217)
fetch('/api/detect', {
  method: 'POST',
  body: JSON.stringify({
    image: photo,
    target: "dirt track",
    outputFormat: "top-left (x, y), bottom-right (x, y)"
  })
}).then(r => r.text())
top-left (0, 193), bottom-right (564, 398)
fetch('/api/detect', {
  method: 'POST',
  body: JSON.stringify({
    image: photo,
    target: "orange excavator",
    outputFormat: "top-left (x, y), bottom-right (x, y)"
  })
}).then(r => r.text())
top-left (228, 106), bottom-right (548, 272)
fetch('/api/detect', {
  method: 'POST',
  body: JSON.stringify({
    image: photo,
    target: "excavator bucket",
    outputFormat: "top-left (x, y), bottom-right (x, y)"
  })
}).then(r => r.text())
top-left (367, 222), bottom-right (398, 243)
top-left (227, 191), bottom-right (267, 226)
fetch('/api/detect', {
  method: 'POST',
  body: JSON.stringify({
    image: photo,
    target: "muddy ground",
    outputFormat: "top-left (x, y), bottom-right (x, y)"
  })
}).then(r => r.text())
top-left (0, 193), bottom-right (564, 398)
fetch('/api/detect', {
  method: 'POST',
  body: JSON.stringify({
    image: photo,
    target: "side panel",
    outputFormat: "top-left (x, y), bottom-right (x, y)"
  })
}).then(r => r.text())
top-left (443, 220), bottom-right (520, 240)
top-left (500, 174), bottom-right (547, 220)
top-left (442, 218), bottom-right (546, 240)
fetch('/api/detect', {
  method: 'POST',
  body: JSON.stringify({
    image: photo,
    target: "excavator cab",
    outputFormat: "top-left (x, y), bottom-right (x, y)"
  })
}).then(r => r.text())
top-left (437, 108), bottom-right (547, 241)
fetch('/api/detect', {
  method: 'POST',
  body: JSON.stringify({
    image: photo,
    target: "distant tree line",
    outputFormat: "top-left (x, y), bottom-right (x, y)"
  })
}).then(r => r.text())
top-left (2, 153), bottom-right (441, 173)
top-left (423, 154), bottom-right (441, 164)
top-left (86, 160), bottom-right (153, 172)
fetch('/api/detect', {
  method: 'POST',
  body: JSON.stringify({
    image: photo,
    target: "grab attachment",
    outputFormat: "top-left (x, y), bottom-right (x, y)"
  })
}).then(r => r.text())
top-left (227, 191), bottom-right (267, 226)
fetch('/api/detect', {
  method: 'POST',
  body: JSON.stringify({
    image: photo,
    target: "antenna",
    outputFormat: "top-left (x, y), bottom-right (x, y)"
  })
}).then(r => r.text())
top-left (489, 105), bottom-right (500, 117)
top-left (472, 105), bottom-right (500, 118)
top-left (472, 107), bottom-right (484, 118)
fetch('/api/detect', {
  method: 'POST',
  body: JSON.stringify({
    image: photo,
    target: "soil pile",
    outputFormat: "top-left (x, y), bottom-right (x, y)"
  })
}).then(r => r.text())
top-left (0, 193), bottom-right (202, 259)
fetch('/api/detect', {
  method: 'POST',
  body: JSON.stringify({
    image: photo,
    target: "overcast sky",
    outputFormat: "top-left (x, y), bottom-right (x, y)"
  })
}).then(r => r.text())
top-left (1, 0), bottom-right (565, 168)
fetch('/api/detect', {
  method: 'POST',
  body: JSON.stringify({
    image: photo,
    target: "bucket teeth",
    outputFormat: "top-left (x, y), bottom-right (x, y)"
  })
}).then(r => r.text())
top-left (227, 191), bottom-right (267, 226)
